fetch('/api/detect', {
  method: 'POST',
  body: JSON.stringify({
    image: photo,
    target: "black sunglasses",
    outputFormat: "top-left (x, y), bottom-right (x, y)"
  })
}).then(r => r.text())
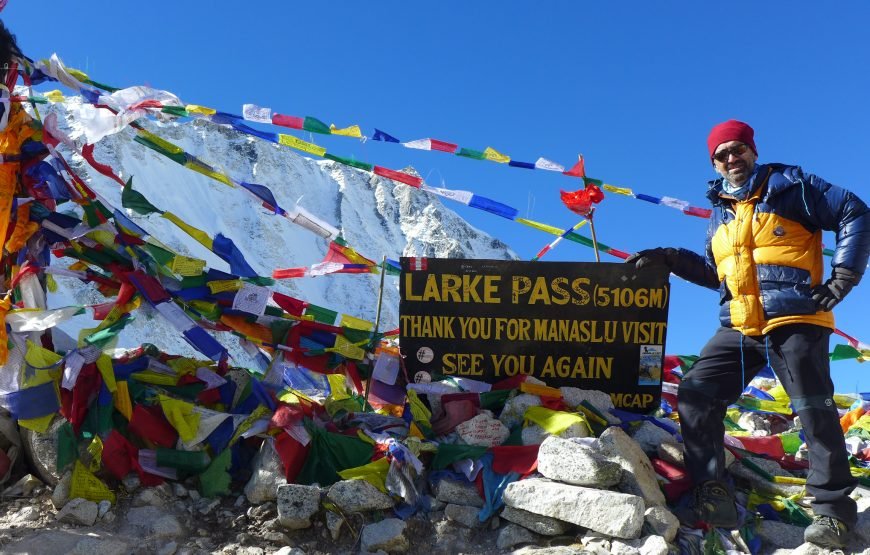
top-left (713, 143), bottom-right (750, 163)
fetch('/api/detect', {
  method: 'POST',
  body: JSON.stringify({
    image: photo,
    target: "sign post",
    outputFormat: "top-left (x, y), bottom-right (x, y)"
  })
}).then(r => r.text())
top-left (399, 258), bottom-right (670, 412)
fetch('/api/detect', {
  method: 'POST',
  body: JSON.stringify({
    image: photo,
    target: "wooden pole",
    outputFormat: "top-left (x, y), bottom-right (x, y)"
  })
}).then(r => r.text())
top-left (587, 209), bottom-right (601, 263)
top-left (364, 255), bottom-right (388, 409)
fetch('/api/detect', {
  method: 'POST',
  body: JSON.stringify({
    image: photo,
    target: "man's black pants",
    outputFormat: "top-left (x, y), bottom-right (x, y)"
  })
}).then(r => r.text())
top-left (677, 324), bottom-right (857, 528)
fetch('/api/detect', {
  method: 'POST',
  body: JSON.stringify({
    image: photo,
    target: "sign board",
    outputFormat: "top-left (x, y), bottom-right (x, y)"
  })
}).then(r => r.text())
top-left (399, 258), bottom-right (670, 412)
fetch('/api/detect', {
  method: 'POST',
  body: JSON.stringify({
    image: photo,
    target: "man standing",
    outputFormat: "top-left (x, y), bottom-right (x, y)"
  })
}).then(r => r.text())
top-left (626, 120), bottom-right (870, 549)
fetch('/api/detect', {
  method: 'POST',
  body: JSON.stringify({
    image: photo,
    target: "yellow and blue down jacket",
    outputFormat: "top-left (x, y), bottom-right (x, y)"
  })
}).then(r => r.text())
top-left (673, 163), bottom-right (870, 336)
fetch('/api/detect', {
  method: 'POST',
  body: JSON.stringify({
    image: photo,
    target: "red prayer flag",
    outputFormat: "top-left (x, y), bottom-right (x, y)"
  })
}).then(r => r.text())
top-left (429, 139), bottom-right (458, 153)
top-left (272, 292), bottom-right (307, 316)
top-left (271, 113), bottom-right (304, 130)
top-left (562, 156), bottom-right (586, 177)
top-left (490, 444), bottom-right (539, 475)
top-left (274, 433), bottom-right (311, 482)
top-left (373, 166), bottom-right (423, 188)
top-left (128, 405), bottom-right (179, 448)
top-left (272, 268), bottom-right (308, 279)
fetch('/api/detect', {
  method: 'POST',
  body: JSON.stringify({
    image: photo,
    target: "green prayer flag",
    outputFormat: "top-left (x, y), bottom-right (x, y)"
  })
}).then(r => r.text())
top-left (324, 153), bottom-right (373, 172)
top-left (457, 148), bottom-right (485, 160)
top-left (161, 106), bottom-right (189, 117)
top-left (831, 344), bottom-right (862, 361)
top-left (122, 178), bottom-right (162, 215)
top-left (431, 443), bottom-right (488, 470)
top-left (199, 448), bottom-right (232, 498)
top-left (144, 243), bottom-right (175, 267)
top-left (480, 389), bottom-right (512, 411)
top-left (134, 135), bottom-right (188, 165)
top-left (303, 116), bottom-right (331, 135)
top-left (56, 421), bottom-right (78, 473)
top-left (305, 305), bottom-right (337, 325)
top-left (156, 448), bottom-right (211, 474)
top-left (297, 423), bottom-right (374, 487)
top-left (84, 315), bottom-right (134, 347)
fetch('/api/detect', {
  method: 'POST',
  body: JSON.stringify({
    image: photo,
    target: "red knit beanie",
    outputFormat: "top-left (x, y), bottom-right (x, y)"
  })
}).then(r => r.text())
top-left (707, 120), bottom-right (756, 159)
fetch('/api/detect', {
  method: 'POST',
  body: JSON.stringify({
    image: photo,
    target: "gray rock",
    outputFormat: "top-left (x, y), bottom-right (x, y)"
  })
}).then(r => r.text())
top-left (521, 421), bottom-right (590, 445)
top-left (433, 478), bottom-right (483, 508)
top-left (70, 537), bottom-right (130, 555)
top-left (360, 518), bottom-right (408, 553)
top-left (497, 523), bottom-right (540, 550)
top-left (51, 470), bottom-right (72, 510)
top-left (642, 506), bottom-right (679, 543)
top-left (276, 483), bottom-right (320, 529)
top-left (133, 487), bottom-right (165, 507)
top-left (630, 421), bottom-right (678, 455)
top-left (271, 549), bottom-right (306, 555)
top-left (610, 539), bottom-right (641, 555)
top-left (756, 520), bottom-right (806, 549)
top-left (580, 531), bottom-right (611, 553)
top-left (598, 426), bottom-right (666, 507)
top-left (499, 393), bottom-right (542, 428)
top-left (121, 473), bottom-right (141, 492)
top-left (501, 505), bottom-right (573, 536)
top-left (172, 483), bottom-right (188, 497)
top-left (512, 547), bottom-right (587, 555)
top-left (126, 506), bottom-right (185, 538)
top-left (158, 542), bottom-right (178, 555)
top-left (444, 503), bottom-right (482, 528)
top-left (326, 479), bottom-right (394, 513)
top-left (503, 477), bottom-right (645, 539)
top-left (188, 489), bottom-right (201, 503)
top-left (325, 510), bottom-right (343, 540)
top-left (455, 413), bottom-right (509, 447)
top-left (11, 505), bottom-right (41, 523)
top-left (56, 498), bottom-right (99, 526)
top-left (738, 412), bottom-right (771, 434)
top-left (612, 535), bottom-right (669, 555)
top-left (789, 543), bottom-right (830, 555)
top-left (243, 439), bottom-right (287, 504)
top-left (537, 436), bottom-right (622, 487)
top-left (559, 387), bottom-right (620, 424)
top-left (97, 499), bottom-right (112, 518)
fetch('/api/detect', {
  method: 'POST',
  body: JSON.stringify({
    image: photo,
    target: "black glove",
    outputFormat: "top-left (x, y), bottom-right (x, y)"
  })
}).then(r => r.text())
top-left (625, 247), bottom-right (678, 270)
top-left (812, 267), bottom-right (861, 311)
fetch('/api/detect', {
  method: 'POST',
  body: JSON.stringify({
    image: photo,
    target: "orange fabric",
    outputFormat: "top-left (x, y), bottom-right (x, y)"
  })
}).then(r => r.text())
top-left (840, 406), bottom-right (865, 434)
top-left (5, 202), bottom-right (38, 253)
top-left (219, 314), bottom-right (273, 344)
top-left (0, 294), bottom-right (12, 364)
top-left (0, 104), bottom-right (35, 273)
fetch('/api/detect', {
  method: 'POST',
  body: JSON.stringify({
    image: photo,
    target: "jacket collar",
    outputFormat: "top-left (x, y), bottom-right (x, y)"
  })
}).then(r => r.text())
top-left (706, 163), bottom-right (799, 206)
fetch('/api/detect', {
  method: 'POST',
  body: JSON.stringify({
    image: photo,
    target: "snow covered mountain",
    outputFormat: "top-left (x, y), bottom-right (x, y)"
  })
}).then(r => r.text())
top-left (37, 95), bottom-right (517, 361)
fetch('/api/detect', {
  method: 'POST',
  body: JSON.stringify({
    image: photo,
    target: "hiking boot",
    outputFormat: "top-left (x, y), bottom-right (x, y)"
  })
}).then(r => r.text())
top-left (693, 480), bottom-right (738, 528)
top-left (804, 515), bottom-right (849, 549)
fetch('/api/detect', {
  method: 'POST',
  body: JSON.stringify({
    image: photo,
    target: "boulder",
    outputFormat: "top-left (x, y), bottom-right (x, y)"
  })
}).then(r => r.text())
top-left (434, 478), bottom-right (483, 508)
top-left (360, 518), bottom-right (409, 553)
top-left (326, 479), bottom-right (394, 513)
top-left (756, 520), bottom-right (805, 550)
top-left (455, 413), bottom-right (509, 447)
top-left (598, 426), bottom-right (666, 507)
top-left (537, 436), bottom-right (622, 487)
top-left (521, 421), bottom-right (589, 445)
top-left (642, 506), bottom-right (679, 543)
top-left (276, 484), bottom-right (321, 529)
top-left (499, 394), bottom-right (542, 428)
top-left (497, 523), bottom-right (540, 551)
top-left (55, 498), bottom-right (99, 526)
top-left (500, 505), bottom-right (573, 536)
top-left (444, 503), bottom-right (482, 528)
top-left (559, 387), bottom-right (620, 424)
top-left (630, 421), bottom-right (678, 455)
top-left (503, 478), bottom-right (645, 539)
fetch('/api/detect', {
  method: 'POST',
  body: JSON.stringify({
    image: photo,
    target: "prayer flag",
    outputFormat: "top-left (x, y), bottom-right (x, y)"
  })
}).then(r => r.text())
top-left (330, 124), bottom-right (362, 138)
top-left (242, 104), bottom-right (272, 123)
top-left (483, 147), bottom-right (510, 164)
top-left (373, 129), bottom-right (400, 143)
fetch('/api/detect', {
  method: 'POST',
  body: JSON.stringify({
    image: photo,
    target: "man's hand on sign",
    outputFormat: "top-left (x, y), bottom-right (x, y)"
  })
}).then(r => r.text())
top-left (624, 247), bottom-right (678, 271)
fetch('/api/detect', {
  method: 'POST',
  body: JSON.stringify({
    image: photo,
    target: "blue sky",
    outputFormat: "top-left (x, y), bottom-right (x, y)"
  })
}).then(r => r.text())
top-left (6, 2), bottom-right (870, 392)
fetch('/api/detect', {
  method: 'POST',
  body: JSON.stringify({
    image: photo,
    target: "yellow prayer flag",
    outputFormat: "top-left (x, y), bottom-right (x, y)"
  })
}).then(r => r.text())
top-left (329, 124), bottom-right (363, 138)
top-left (515, 217), bottom-right (584, 237)
top-left (162, 212), bottom-right (214, 250)
top-left (24, 340), bottom-right (62, 386)
top-left (602, 184), bottom-right (635, 196)
top-left (44, 90), bottom-right (65, 103)
top-left (87, 436), bottom-right (104, 473)
top-left (96, 354), bottom-right (117, 393)
top-left (229, 405), bottom-right (272, 446)
top-left (327, 374), bottom-right (352, 401)
top-left (159, 394), bottom-right (201, 442)
top-left (207, 279), bottom-right (243, 294)
top-left (483, 147), bottom-right (510, 164)
top-left (46, 274), bottom-right (58, 293)
top-left (186, 104), bottom-right (217, 115)
top-left (67, 68), bottom-right (90, 82)
top-left (18, 414), bottom-right (56, 433)
top-left (339, 313), bottom-right (374, 332)
top-left (114, 381), bottom-right (133, 420)
top-left (524, 406), bottom-right (588, 435)
top-left (171, 255), bottom-right (207, 277)
top-left (337, 457), bottom-right (390, 493)
top-left (406, 390), bottom-right (431, 427)
top-left (167, 357), bottom-right (203, 376)
top-left (519, 381), bottom-right (562, 398)
top-left (70, 460), bottom-right (115, 504)
top-left (408, 422), bottom-right (425, 439)
top-left (137, 130), bottom-right (185, 155)
top-left (184, 159), bottom-right (235, 188)
top-left (329, 335), bottom-right (367, 360)
top-left (278, 134), bottom-right (327, 157)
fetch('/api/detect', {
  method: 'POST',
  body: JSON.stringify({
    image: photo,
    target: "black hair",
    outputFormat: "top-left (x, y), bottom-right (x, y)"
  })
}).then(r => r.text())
top-left (0, 20), bottom-right (21, 68)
